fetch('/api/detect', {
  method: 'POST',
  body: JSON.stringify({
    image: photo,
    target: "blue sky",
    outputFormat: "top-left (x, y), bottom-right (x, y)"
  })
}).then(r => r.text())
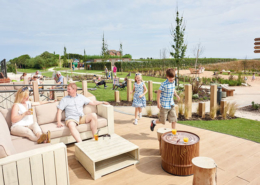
top-left (0, 0), bottom-right (260, 61)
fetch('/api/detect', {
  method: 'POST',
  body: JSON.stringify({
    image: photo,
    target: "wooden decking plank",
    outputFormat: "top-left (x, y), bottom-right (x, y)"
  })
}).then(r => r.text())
top-left (225, 176), bottom-right (249, 185)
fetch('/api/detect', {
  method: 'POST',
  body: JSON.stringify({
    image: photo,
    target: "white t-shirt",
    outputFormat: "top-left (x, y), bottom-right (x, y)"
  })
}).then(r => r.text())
top-left (11, 101), bottom-right (34, 128)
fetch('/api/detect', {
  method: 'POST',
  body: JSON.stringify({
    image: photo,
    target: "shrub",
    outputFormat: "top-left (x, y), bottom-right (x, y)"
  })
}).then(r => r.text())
top-left (222, 102), bottom-right (230, 120)
top-left (184, 106), bottom-right (189, 119)
top-left (252, 101), bottom-right (260, 110)
top-left (192, 94), bottom-right (199, 99)
top-left (210, 105), bottom-right (219, 119)
top-left (203, 96), bottom-right (208, 100)
top-left (146, 106), bottom-right (152, 117)
top-left (229, 102), bottom-right (238, 117)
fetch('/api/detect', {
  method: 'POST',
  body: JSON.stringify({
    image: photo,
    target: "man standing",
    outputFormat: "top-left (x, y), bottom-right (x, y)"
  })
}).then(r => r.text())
top-left (49, 71), bottom-right (64, 100)
top-left (56, 83), bottom-right (109, 142)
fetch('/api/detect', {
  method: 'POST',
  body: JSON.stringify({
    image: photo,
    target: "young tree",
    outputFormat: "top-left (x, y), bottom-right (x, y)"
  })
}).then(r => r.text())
top-left (119, 42), bottom-right (123, 73)
top-left (170, 9), bottom-right (187, 87)
top-left (193, 42), bottom-right (204, 77)
top-left (63, 46), bottom-right (68, 67)
top-left (84, 49), bottom-right (86, 62)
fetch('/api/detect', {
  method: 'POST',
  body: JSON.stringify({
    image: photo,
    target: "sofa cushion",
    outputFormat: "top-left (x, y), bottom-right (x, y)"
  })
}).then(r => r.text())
top-left (0, 108), bottom-right (12, 130)
top-left (83, 95), bottom-right (97, 114)
top-left (13, 82), bottom-right (25, 90)
top-left (40, 116), bottom-right (107, 139)
top-left (0, 112), bottom-right (16, 158)
top-left (35, 102), bottom-right (60, 125)
top-left (12, 138), bottom-right (51, 154)
top-left (0, 83), bottom-right (14, 90)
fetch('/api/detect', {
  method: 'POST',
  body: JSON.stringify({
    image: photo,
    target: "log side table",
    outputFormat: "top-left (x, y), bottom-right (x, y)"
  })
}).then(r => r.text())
top-left (161, 131), bottom-right (200, 176)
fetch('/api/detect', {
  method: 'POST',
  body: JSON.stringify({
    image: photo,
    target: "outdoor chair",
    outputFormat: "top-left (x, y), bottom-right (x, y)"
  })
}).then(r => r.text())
top-left (115, 81), bottom-right (127, 90)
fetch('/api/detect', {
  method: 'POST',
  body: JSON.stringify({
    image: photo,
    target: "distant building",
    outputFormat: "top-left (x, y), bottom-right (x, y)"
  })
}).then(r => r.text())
top-left (108, 50), bottom-right (121, 56)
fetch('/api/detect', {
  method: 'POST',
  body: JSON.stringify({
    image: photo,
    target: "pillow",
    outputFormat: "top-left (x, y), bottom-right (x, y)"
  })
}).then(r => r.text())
top-left (35, 102), bottom-right (60, 125)
top-left (0, 112), bottom-right (16, 158)
top-left (0, 108), bottom-right (12, 130)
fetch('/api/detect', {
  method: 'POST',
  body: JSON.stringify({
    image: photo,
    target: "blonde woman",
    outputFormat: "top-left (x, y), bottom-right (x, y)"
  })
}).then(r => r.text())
top-left (11, 87), bottom-right (55, 144)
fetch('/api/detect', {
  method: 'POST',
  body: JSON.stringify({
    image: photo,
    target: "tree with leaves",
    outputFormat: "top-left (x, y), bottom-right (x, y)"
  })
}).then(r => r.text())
top-left (170, 9), bottom-right (187, 87)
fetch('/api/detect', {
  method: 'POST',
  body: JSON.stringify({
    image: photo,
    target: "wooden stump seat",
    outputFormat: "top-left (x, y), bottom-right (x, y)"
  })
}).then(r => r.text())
top-left (192, 157), bottom-right (217, 185)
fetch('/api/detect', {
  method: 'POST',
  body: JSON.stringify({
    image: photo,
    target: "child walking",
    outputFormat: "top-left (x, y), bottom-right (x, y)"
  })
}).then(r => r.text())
top-left (131, 73), bottom-right (147, 125)
top-left (150, 68), bottom-right (180, 131)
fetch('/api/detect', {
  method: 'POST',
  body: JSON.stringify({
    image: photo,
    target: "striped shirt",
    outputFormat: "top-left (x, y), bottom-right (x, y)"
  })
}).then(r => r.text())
top-left (159, 79), bottom-right (175, 109)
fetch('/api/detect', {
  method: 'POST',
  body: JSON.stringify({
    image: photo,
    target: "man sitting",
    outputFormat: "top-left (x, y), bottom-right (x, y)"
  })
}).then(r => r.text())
top-left (94, 76), bottom-right (107, 88)
top-left (56, 83), bottom-right (109, 142)
top-left (49, 71), bottom-right (64, 100)
top-left (34, 70), bottom-right (43, 79)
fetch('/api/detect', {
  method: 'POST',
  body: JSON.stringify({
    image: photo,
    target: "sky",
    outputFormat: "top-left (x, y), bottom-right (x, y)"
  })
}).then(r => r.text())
top-left (0, 0), bottom-right (260, 61)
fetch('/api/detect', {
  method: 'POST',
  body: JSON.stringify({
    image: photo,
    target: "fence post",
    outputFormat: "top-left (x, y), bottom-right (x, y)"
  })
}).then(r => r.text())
top-left (24, 77), bottom-right (28, 85)
top-left (127, 79), bottom-right (132, 102)
top-left (32, 81), bottom-right (39, 102)
top-left (185, 84), bottom-right (192, 118)
top-left (199, 102), bottom-right (205, 118)
top-left (63, 77), bottom-right (68, 97)
top-left (82, 80), bottom-right (88, 97)
top-left (148, 81), bottom-right (153, 101)
top-left (220, 100), bottom-right (227, 114)
top-left (210, 84), bottom-right (217, 118)
top-left (115, 90), bottom-right (120, 102)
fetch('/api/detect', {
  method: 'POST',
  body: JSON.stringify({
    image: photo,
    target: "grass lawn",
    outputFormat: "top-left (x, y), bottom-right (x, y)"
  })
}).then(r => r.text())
top-left (179, 118), bottom-right (260, 143)
top-left (17, 68), bottom-right (52, 73)
top-left (75, 81), bottom-right (161, 102)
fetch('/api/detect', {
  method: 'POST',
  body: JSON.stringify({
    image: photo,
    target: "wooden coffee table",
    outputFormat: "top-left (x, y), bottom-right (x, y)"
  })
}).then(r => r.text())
top-left (75, 134), bottom-right (139, 180)
top-left (161, 131), bottom-right (200, 176)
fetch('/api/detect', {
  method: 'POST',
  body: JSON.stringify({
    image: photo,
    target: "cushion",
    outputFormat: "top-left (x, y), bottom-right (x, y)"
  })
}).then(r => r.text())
top-left (35, 102), bottom-right (60, 125)
top-left (12, 138), bottom-right (51, 154)
top-left (40, 122), bottom-right (71, 139)
top-left (0, 83), bottom-right (14, 90)
top-left (0, 112), bottom-right (16, 158)
top-left (0, 108), bottom-right (12, 130)
top-left (83, 104), bottom-right (97, 114)
top-left (13, 82), bottom-right (25, 90)
top-left (40, 116), bottom-right (107, 139)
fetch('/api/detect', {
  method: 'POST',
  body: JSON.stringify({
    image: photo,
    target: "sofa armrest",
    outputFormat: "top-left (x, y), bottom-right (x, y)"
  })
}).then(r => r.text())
top-left (97, 104), bottom-right (114, 134)
top-left (0, 143), bottom-right (70, 185)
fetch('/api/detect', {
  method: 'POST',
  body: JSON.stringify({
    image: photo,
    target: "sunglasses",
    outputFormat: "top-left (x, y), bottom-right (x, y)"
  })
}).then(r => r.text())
top-left (135, 73), bottom-right (141, 76)
top-left (20, 87), bottom-right (28, 93)
top-left (102, 134), bottom-right (111, 140)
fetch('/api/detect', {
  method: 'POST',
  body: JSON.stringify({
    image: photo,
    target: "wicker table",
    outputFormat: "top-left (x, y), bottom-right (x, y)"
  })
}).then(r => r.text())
top-left (75, 134), bottom-right (139, 180)
top-left (161, 131), bottom-right (200, 176)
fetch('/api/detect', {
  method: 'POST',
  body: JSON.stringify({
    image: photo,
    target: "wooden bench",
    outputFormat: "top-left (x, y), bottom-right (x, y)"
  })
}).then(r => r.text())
top-left (221, 85), bottom-right (235, 96)
top-left (189, 68), bottom-right (201, 74)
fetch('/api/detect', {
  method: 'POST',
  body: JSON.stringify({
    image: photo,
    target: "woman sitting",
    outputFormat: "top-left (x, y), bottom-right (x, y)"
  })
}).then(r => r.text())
top-left (20, 73), bottom-right (27, 81)
top-left (11, 87), bottom-right (55, 144)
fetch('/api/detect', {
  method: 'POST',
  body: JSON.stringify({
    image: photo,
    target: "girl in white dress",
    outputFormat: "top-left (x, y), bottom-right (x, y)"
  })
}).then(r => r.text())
top-left (11, 87), bottom-right (55, 143)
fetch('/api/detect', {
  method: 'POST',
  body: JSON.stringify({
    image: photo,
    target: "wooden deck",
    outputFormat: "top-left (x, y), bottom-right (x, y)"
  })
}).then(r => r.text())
top-left (67, 111), bottom-right (260, 185)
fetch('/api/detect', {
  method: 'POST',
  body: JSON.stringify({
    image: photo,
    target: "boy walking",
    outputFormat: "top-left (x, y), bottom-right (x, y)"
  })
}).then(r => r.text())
top-left (150, 68), bottom-right (180, 131)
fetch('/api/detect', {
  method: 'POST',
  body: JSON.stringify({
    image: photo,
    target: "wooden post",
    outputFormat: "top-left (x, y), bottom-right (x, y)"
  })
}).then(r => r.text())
top-left (32, 81), bottom-right (39, 102)
top-left (63, 77), bottom-right (68, 97)
top-left (185, 84), bottom-right (192, 118)
top-left (148, 81), bottom-right (153, 101)
top-left (115, 91), bottom-right (120, 102)
top-left (127, 79), bottom-right (132, 102)
top-left (24, 77), bottom-right (28, 85)
top-left (82, 80), bottom-right (88, 97)
top-left (199, 102), bottom-right (206, 118)
top-left (175, 105), bottom-right (179, 118)
top-left (220, 100), bottom-right (227, 114)
top-left (210, 84), bottom-right (217, 118)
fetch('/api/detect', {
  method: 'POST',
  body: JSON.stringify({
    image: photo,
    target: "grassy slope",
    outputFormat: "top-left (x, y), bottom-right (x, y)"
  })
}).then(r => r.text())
top-left (179, 118), bottom-right (260, 143)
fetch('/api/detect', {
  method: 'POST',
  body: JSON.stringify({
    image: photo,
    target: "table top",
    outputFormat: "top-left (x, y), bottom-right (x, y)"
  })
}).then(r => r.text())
top-left (75, 134), bottom-right (139, 162)
top-left (162, 131), bottom-right (200, 145)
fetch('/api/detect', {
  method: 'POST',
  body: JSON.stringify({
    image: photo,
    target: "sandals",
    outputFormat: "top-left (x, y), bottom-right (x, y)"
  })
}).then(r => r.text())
top-left (37, 134), bottom-right (47, 144)
top-left (46, 130), bottom-right (51, 143)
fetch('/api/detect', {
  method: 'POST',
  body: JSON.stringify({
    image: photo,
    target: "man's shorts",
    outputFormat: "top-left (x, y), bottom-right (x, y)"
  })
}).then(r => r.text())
top-left (65, 115), bottom-right (88, 126)
top-left (159, 105), bottom-right (177, 124)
